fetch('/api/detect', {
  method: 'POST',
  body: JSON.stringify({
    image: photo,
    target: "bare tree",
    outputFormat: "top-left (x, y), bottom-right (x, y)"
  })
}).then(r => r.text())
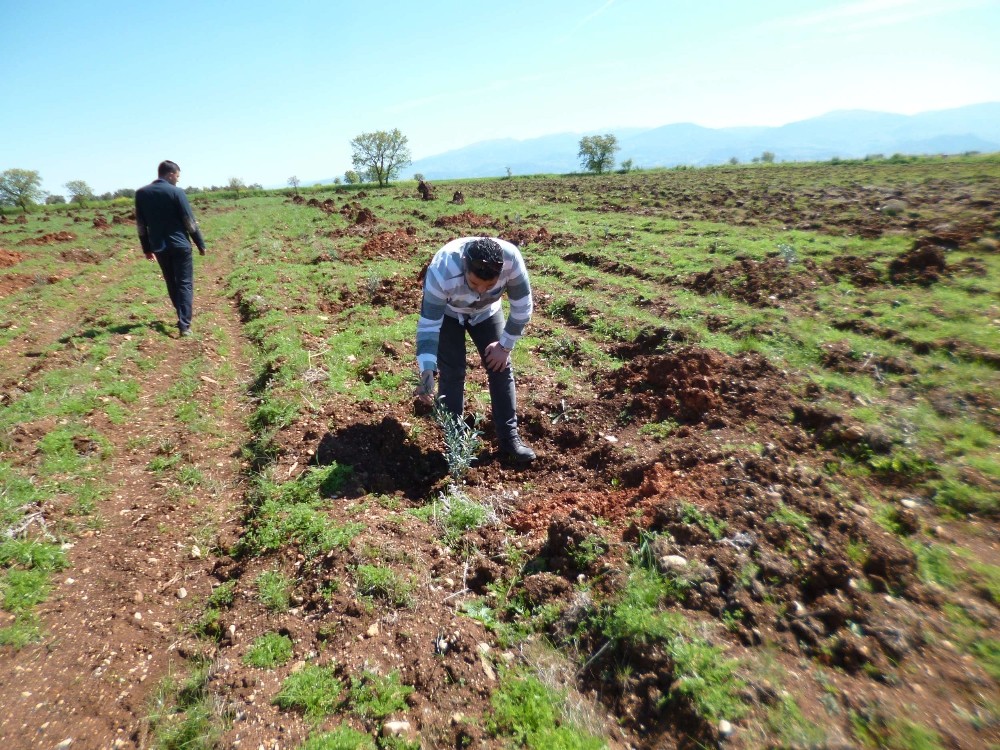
top-left (288, 175), bottom-right (300, 195)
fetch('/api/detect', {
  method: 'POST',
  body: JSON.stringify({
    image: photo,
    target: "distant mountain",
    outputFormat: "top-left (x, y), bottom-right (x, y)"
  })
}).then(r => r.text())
top-left (401, 103), bottom-right (1000, 180)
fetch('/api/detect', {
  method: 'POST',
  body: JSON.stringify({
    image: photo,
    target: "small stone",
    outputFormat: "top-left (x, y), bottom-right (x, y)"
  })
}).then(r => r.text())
top-left (133, 612), bottom-right (142, 621)
top-left (658, 555), bottom-right (688, 571)
top-left (450, 713), bottom-right (465, 725)
top-left (177, 587), bottom-right (188, 600)
top-left (382, 720), bottom-right (411, 737)
top-left (718, 719), bottom-right (734, 738)
top-left (190, 545), bottom-right (202, 559)
top-left (841, 425), bottom-right (866, 442)
top-left (900, 498), bottom-right (919, 509)
top-left (134, 591), bottom-right (144, 604)
top-left (56, 741), bottom-right (73, 749)
top-left (367, 622), bottom-right (380, 637)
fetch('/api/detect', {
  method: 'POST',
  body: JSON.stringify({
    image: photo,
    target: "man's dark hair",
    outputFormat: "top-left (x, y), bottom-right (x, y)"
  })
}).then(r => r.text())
top-left (158, 160), bottom-right (180, 178)
top-left (463, 237), bottom-right (504, 280)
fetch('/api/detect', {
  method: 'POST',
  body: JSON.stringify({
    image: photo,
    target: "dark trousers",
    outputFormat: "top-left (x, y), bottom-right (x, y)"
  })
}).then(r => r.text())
top-left (154, 246), bottom-right (194, 331)
top-left (437, 311), bottom-right (519, 445)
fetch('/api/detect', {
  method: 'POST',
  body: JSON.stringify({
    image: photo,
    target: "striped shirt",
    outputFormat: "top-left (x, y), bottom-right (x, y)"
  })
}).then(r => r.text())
top-left (417, 237), bottom-right (533, 372)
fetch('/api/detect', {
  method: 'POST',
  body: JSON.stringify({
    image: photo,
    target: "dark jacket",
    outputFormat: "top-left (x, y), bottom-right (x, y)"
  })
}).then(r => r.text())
top-left (135, 179), bottom-right (206, 254)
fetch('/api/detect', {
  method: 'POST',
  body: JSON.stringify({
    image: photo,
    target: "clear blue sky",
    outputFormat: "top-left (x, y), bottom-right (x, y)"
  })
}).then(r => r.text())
top-left (2, 0), bottom-right (998, 195)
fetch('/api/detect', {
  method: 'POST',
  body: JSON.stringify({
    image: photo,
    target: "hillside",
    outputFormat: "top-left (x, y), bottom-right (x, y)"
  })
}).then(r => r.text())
top-left (404, 102), bottom-right (1000, 179)
top-left (1, 156), bottom-right (999, 749)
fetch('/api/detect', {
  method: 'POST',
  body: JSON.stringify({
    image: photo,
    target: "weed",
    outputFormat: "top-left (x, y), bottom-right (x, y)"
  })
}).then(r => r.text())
top-left (239, 467), bottom-right (362, 559)
top-left (295, 726), bottom-right (376, 749)
top-left (765, 693), bottom-right (829, 747)
top-left (346, 669), bottom-right (415, 721)
top-left (426, 485), bottom-right (498, 547)
top-left (244, 632), bottom-right (294, 668)
top-left (850, 708), bottom-right (944, 750)
top-left (679, 501), bottom-right (728, 540)
top-left (274, 663), bottom-right (344, 723)
top-left (256, 569), bottom-right (294, 612)
top-left (145, 660), bottom-right (226, 750)
top-left (568, 534), bottom-right (609, 569)
top-left (487, 671), bottom-right (606, 749)
top-left (206, 580), bottom-right (237, 609)
top-left (638, 419), bottom-right (679, 440)
top-left (907, 541), bottom-right (959, 589)
top-left (767, 502), bottom-right (813, 536)
top-left (354, 564), bottom-right (413, 608)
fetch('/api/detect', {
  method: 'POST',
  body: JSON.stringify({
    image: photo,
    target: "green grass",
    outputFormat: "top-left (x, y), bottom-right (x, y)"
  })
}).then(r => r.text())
top-left (353, 564), bottom-right (414, 608)
top-left (346, 669), bottom-right (415, 722)
top-left (487, 671), bottom-right (606, 749)
top-left (274, 663), bottom-right (345, 723)
top-left (243, 632), bottom-right (294, 668)
top-left (238, 465), bottom-right (362, 559)
top-left (256, 569), bottom-right (294, 612)
top-left (294, 727), bottom-right (376, 750)
top-left (594, 565), bottom-right (747, 723)
top-left (146, 661), bottom-right (226, 750)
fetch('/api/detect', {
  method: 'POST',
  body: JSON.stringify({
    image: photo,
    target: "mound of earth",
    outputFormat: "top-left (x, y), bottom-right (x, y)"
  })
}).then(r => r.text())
top-left (357, 228), bottom-right (420, 261)
top-left (0, 249), bottom-right (26, 268)
top-left (600, 345), bottom-right (787, 425)
top-left (0, 273), bottom-right (60, 297)
top-left (687, 256), bottom-right (829, 306)
top-left (60, 248), bottom-right (105, 264)
top-left (826, 255), bottom-right (883, 286)
top-left (18, 231), bottom-right (77, 246)
top-left (433, 210), bottom-right (498, 229)
top-left (500, 226), bottom-right (555, 248)
top-left (889, 239), bottom-right (948, 285)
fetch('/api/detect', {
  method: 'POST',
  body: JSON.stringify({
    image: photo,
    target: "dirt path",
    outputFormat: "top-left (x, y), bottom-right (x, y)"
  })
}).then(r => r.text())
top-left (0, 243), bottom-right (251, 749)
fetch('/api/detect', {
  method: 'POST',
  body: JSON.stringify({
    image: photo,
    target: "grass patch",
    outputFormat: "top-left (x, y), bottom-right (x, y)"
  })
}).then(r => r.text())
top-left (354, 564), bottom-right (413, 608)
top-left (146, 660), bottom-right (227, 750)
top-left (244, 632), bottom-right (294, 668)
top-left (256, 569), bottom-right (294, 612)
top-left (487, 671), bottom-right (606, 749)
top-left (274, 663), bottom-right (345, 723)
top-left (346, 669), bottom-right (415, 722)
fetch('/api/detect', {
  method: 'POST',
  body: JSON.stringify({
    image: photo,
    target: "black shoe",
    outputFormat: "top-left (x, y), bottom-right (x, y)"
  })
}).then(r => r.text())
top-left (500, 435), bottom-right (536, 464)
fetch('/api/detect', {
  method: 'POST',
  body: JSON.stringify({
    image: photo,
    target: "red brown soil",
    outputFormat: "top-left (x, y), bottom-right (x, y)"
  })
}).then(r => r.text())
top-left (433, 210), bottom-right (498, 229)
top-left (0, 274), bottom-right (62, 297)
top-left (18, 231), bottom-right (77, 246)
top-left (0, 249), bottom-right (26, 268)
top-left (888, 238), bottom-right (948, 285)
top-left (686, 256), bottom-right (831, 306)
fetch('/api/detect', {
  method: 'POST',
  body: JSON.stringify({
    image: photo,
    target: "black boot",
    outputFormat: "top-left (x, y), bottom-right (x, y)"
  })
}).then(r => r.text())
top-left (500, 434), bottom-right (536, 464)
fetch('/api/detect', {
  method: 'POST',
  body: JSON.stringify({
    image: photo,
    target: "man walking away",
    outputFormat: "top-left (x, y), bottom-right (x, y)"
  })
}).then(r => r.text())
top-left (135, 160), bottom-right (206, 337)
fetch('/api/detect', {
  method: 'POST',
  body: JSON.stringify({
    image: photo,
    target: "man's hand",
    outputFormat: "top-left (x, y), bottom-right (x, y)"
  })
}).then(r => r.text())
top-left (198, 246), bottom-right (206, 256)
top-left (483, 341), bottom-right (511, 372)
top-left (144, 251), bottom-right (155, 261)
top-left (414, 369), bottom-right (435, 405)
